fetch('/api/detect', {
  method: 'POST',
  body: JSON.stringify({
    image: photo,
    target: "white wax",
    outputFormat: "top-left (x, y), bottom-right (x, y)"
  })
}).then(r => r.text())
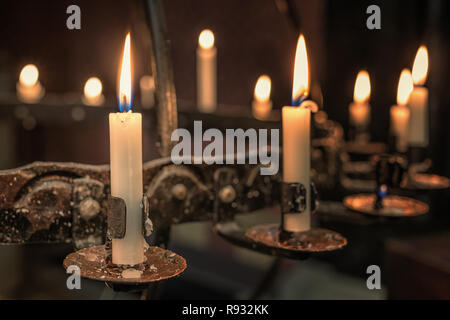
top-left (16, 81), bottom-right (44, 104)
top-left (252, 99), bottom-right (272, 120)
top-left (282, 106), bottom-right (311, 232)
top-left (390, 105), bottom-right (410, 153)
top-left (109, 112), bottom-right (145, 265)
top-left (197, 46), bottom-right (217, 113)
top-left (349, 102), bottom-right (370, 128)
top-left (82, 93), bottom-right (104, 107)
top-left (407, 86), bottom-right (428, 147)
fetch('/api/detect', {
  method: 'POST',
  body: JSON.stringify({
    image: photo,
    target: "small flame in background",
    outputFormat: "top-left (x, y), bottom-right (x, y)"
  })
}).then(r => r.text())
top-left (292, 34), bottom-right (310, 106)
top-left (353, 70), bottom-right (371, 104)
top-left (397, 69), bottom-right (414, 106)
top-left (118, 33), bottom-right (132, 112)
top-left (412, 46), bottom-right (429, 86)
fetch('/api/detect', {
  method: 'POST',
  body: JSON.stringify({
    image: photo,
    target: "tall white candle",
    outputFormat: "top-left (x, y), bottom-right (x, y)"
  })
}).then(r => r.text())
top-left (252, 75), bottom-right (272, 120)
top-left (16, 64), bottom-right (45, 103)
top-left (390, 69), bottom-right (413, 153)
top-left (197, 29), bottom-right (217, 113)
top-left (282, 35), bottom-right (311, 233)
top-left (408, 46), bottom-right (429, 147)
top-left (109, 33), bottom-right (144, 266)
top-left (349, 70), bottom-right (371, 128)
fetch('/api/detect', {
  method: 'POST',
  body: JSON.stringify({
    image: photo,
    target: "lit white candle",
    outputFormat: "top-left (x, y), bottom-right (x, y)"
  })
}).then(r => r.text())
top-left (16, 64), bottom-right (45, 103)
top-left (197, 29), bottom-right (217, 113)
top-left (109, 33), bottom-right (144, 266)
top-left (408, 46), bottom-right (429, 147)
top-left (139, 75), bottom-right (155, 109)
top-left (282, 35), bottom-right (311, 232)
top-left (82, 77), bottom-right (104, 106)
top-left (349, 70), bottom-right (371, 128)
top-left (390, 69), bottom-right (413, 153)
top-left (252, 75), bottom-right (272, 120)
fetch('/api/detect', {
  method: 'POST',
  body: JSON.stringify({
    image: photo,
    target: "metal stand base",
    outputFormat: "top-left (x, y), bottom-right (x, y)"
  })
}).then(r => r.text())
top-left (343, 194), bottom-right (429, 217)
top-left (63, 245), bottom-right (186, 286)
top-left (408, 173), bottom-right (450, 190)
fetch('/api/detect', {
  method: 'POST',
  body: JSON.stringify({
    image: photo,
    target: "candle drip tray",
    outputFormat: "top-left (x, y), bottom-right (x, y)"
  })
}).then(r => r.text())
top-left (245, 224), bottom-right (347, 253)
top-left (63, 245), bottom-right (186, 286)
top-left (408, 173), bottom-right (450, 190)
top-left (343, 194), bottom-right (429, 217)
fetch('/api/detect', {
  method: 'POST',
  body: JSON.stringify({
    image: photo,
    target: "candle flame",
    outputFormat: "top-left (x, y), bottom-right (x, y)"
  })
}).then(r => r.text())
top-left (20, 64), bottom-right (39, 87)
top-left (254, 75), bottom-right (271, 102)
top-left (199, 29), bottom-right (214, 50)
top-left (118, 33), bottom-right (132, 112)
top-left (84, 77), bottom-right (102, 99)
top-left (292, 35), bottom-right (309, 105)
top-left (353, 70), bottom-right (371, 103)
top-left (412, 46), bottom-right (428, 86)
top-left (397, 69), bottom-right (414, 105)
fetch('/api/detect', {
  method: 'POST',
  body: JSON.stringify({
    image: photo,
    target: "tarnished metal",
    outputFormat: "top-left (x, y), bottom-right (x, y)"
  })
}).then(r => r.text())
top-left (281, 182), bottom-right (307, 214)
top-left (245, 224), bottom-right (347, 253)
top-left (63, 245), bottom-right (186, 285)
top-left (107, 196), bottom-right (127, 239)
top-left (0, 157), bottom-right (282, 247)
top-left (145, 0), bottom-right (178, 157)
top-left (343, 194), bottom-right (429, 217)
top-left (141, 195), bottom-right (153, 237)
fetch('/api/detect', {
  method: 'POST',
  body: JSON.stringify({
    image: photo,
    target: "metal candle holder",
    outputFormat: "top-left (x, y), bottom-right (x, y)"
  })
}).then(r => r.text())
top-left (343, 154), bottom-right (429, 218)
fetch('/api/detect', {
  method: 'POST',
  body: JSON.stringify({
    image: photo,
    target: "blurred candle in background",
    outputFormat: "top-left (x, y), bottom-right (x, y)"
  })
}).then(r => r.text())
top-left (408, 46), bottom-right (429, 147)
top-left (82, 77), bottom-right (104, 106)
top-left (282, 35), bottom-right (311, 233)
top-left (139, 75), bottom-right (155, 109)
top-left (16, 64), bottom-right (45, 103)
top-left (197, 29), bottom-right (217, 113)
top-left (390, 69), bottom-right (413, 153)
top-left (109, 33), bottom-right (145, 266)
top-left (252, 75), bottom-right (272, 120)
top-left (349, 70), bottom-right (371, 128)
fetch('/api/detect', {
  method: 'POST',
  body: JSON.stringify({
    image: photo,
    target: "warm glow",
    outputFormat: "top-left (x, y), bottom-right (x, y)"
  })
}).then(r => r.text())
top-left (84, 77), bottom-right (102, 98)
top-left (412, 46), bottom-right (429, 86)
top-left (199, 29), bottom-right (214, 50)
top-left (20, 64), bottom-right (39, 86)
top-left (118, 33), bottom-right (132, 112)
top-left (353, 70), bottom-right (371, 103)
top-left (292, 35), bottom-right (309, 104)
top-left (254, 75), bottom-right (271, 102)
top-left (396, 69), bottom-right (414, 105)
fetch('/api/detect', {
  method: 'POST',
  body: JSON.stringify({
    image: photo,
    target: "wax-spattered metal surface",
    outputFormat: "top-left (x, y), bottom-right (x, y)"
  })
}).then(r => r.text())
top-left (63, 245), bottom-right (186, 284)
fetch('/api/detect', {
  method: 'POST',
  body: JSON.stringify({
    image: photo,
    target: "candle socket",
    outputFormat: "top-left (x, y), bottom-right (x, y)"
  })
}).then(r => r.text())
top-left (279, 181), bottom-right (318, 236)
top-left (105, 194), bottom-right (153, 267)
